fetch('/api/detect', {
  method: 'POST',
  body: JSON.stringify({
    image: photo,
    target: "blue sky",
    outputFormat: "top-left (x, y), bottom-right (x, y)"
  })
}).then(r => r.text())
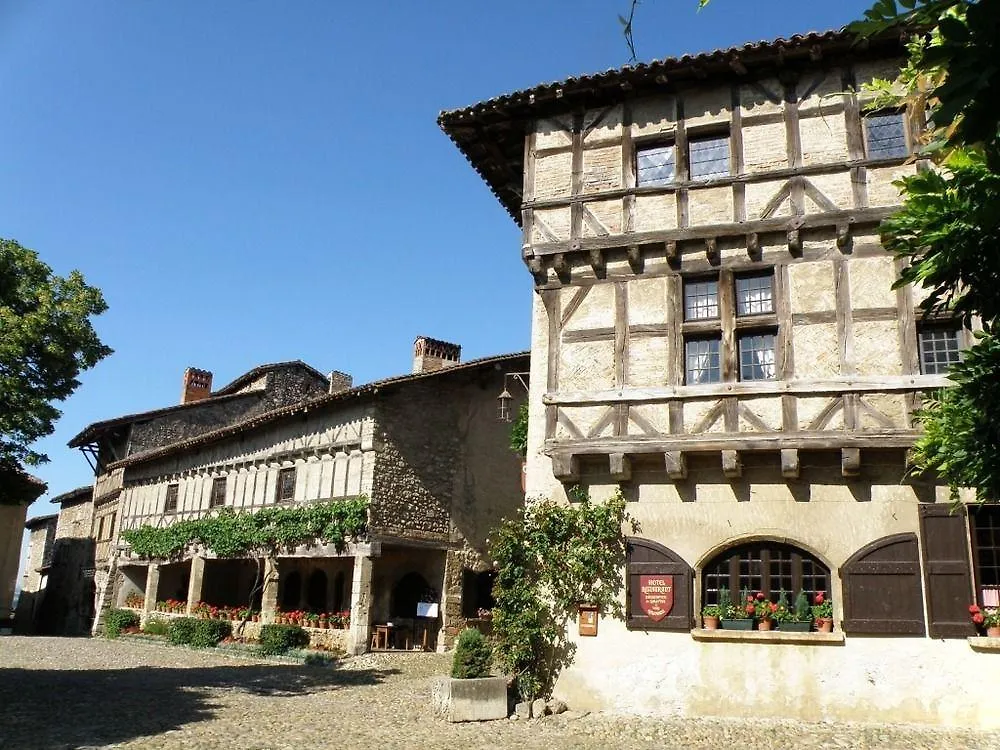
top-left (3, 0), bottom-right (875, 571)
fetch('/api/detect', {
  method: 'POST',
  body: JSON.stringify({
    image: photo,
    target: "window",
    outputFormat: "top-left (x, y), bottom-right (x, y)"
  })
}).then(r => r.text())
top-left (688, 132), bottom-right (730, 180)
top-left (164, 484), bottom-right (178, 513)
top-left (702, 542), bottom-right (830, 607)
top-left (685, 338), bottom-right (721, 384)
top-left (865, 111), bottom-right (908, 159)
top-left (918, 326), bottom-right (962, 375)
top-left (210, 477), bottom-right (227, 508)
top-left (971, 505), bottom-right (1000, 608)
top-left (682, 271), bottom-right (777, 385)
top-left (276, 467), bottom-right (296, 503)
top-left (461, 569), bottom-right (497, 618)
top-left (636, 143), bottom-right (676, 186)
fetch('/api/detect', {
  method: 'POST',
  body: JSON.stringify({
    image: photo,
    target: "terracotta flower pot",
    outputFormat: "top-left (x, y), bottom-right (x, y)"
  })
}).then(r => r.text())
top-left (703, 615), bottom-right (720, 630)
top-left (757, 618), bottom-right (774, 632)
top-left (986, 625), bottom-right (1000, 638)
top-left (816, 617), bottom-right (834, 633)
top-left (319, 620), bottom-right (328, 629)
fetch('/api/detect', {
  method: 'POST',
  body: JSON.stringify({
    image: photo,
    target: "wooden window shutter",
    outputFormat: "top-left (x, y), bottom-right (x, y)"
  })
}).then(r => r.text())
top-left (840, 533), bottom-right (925, 635)
top-left (919, 503), bottom-right (975, 638)
top-left (626, 537), bottom-right (692, 631)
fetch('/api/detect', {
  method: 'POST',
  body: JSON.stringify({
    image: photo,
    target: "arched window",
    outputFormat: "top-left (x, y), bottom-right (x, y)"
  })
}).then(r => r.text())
top-left (280, 571), bottom-right (302, 611)
top-left (306, 570), bottom-right (328, 612)
top-left (391, 572), bottom-right (435, 618)
top-left (702, 541), bottom-right (830, 605)
top-left (332, 571), bottom-right (346, 612)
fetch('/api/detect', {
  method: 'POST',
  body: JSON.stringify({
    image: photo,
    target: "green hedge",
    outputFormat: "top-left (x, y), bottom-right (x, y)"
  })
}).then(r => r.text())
top-left (166, 617), bottom-right (231, 648)
top-left (451, 627), bottom-right (492, 679)
top-left (142, 617), bottom-right (170, 636)
top-left (258, 624), bottom-right (309, 655)
top-left (104, 608), bottom-right (140, 639)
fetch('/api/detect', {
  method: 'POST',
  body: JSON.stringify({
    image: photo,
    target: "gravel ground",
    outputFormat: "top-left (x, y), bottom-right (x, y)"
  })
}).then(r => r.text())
top-left (1, 636), bottom-right (997, 750)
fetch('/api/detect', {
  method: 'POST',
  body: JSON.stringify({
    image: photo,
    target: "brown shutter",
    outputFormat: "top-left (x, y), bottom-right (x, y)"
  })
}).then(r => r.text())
top-left (626, 537), bottom-right (692, 631)
top-left (840, 533), bottom-right (925, 635)
top-left (919, 503), bottom-right (975, 638)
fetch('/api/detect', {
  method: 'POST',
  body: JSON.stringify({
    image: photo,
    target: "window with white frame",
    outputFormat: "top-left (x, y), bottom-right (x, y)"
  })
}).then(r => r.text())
top-left (971, 505), bottom-right (1000, 609)
top-left (864, 111), bottom-right (908, 159)
top-left (636, 142), bottom-right (676, 186)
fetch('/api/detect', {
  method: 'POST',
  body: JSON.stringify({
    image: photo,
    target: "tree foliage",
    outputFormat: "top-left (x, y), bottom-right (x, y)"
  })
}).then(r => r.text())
top-left (0, 238), bottom-right (112, 472)
top-left (121, 497), bottom-right (369, 560)
top-left (489, 487), bottom-right (636, 700)
top-left (848, 1), bottom-right (1000, 500)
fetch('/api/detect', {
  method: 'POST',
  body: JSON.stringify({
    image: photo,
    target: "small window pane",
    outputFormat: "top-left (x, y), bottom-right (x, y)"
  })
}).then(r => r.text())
top-left (739, 333), bottom-right (776, 381)
top-left (919, 328), bottom-right (961, 374)
top-left (210, 477), bottom-right (227, 508)
top-left (865, 112), bottom-right (907, 159)
top-left (736, 274), bottom-right (774, 316)
top-left (685, 338), bottom-right (721, 384)
top-left (164, 484), bottom-right (178, 513)
top-left (689, 134), bottom-right (730, 180)
top-left (637, 144), bottom-right (676, 186)
top-left (277, 467), bottom-right (296, 503)
top-left (684, 279), bottom-right (719, 320)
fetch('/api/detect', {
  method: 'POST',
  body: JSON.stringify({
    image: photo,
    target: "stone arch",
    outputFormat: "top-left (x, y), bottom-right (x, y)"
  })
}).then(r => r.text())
top-left (280, 570), bottom-right (302, 610)
top-left (390, 572), bottom-right (435, 619)
top-left (306, 569), bottom-right (328, 612)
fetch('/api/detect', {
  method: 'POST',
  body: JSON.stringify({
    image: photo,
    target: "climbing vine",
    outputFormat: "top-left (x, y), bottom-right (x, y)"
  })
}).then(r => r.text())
top-left (488, 487), bottom-right (636, 700)
top-left (121, 496), bottom-right (369, 560)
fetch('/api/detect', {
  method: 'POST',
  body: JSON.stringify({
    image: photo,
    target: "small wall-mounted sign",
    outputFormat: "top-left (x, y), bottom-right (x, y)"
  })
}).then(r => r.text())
top-left (578, 604), bottom-right (599, 637)
top-left (639, 574), bottom-right (673, 622)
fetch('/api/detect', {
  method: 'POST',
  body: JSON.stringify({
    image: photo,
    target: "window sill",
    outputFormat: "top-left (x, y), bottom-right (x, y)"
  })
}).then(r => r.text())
top-left (968, 636), bottom-right (1000, 652)
top-left (691, 628), bottom-right (845, 645)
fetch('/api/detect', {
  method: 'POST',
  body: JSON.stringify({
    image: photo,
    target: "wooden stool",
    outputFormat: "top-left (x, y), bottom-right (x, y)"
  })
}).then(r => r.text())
top-left (370, 624), bottom-right (392, 650)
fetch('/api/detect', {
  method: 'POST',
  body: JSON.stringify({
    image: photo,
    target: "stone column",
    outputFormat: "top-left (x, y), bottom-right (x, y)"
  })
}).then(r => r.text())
top-left (440, 549), bottom-right (465, 652)
top-left (347, 554), bottom-right (373, 655)
top-left (143, 563), bottom-right (160, 614)
top-left (185, 556), bottom-right (205, 615)
top-left (260, 557), bottom-right (280, 624)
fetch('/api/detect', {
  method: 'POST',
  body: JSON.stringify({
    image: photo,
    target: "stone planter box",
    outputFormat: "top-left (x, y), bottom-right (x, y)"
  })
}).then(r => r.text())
top-left (720, 619), bottom-right (753, 630)
top-left (778, 621), bottom-right (812, 632)
top-left (431, 676), bottom-right (509, 722)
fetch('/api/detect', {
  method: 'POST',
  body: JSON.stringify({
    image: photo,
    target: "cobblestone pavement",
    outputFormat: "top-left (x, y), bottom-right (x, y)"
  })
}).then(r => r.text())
top-left (1, 637), bottom-right (997, 750)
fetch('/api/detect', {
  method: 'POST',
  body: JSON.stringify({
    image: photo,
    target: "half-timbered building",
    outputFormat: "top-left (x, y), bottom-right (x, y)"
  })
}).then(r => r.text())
top-left (440, 29), bottom-right (1000, 727)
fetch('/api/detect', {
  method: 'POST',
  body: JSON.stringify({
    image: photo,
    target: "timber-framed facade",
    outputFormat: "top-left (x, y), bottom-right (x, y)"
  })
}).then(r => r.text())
top-left (441, 29), bottom-right (1000, 728)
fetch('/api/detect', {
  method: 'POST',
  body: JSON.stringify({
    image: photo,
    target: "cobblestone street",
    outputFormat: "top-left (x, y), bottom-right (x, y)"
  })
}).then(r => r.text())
top-left (0, 637), bottom-right (996, 750)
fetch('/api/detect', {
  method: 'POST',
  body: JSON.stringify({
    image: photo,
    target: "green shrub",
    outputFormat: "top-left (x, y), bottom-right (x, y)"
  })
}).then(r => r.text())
top-left (450, 627), bottom-right (492, 679)
top-left (258, 624), bottom-right (309, 655)
top-left (190, 618), bottom-right (231, 648)
top-left (167, 617), bottom-right (199, 645)
top-left (104, 608), bottom-right (140, 638)
top-left (142, 617), bottom-right (170, 636)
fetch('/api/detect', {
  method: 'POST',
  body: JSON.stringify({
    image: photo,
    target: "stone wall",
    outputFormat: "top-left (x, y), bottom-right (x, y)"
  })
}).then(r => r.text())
top-left (0, 504), bottom-right (29, 618)
top-left (13, 518), bottom-right (58, 632)
top-left (37, 499), bottom-right (97, 635)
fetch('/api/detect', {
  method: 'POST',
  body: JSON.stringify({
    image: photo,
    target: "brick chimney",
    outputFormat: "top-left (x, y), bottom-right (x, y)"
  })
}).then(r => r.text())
top-left (412, 336), bottom-right (461, 374)
top-left (328, 370), bottom-right (353, 394)
top-left (181, 367), bottom-right (213, 404)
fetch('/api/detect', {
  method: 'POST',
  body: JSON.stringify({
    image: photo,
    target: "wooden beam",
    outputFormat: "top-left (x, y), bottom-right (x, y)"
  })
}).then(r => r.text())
top-left (627, 245), bottom-right (643, 274)
top-left (746, 232), bottom-right (760, 260)
top-left (664, 451), bottom-right (687, 479)
top-left (836, 223), bottom-right (851, 250)
top-left (722, 450), bottom-right (742, 478)
top-left (841, 447), bottom-right (861, 477)
top-left (705, 237), bottom-right (719, 265)
top-left (552, 253), bottom-right (570, 281)
top-left (787, 229), bottom-right (802, 255)
top-left (609, 452), bottom-right (631, 481)
top-left (552, 453), bottom-right (580, 481)
top-left (588, 248), bottom-right (606, 278)
top-left (780, 449), bottom-right (800, 479)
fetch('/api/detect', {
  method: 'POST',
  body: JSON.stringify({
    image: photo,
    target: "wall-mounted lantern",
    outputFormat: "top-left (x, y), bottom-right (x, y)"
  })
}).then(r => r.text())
top-left (496, 372), bottom-right (529, 422)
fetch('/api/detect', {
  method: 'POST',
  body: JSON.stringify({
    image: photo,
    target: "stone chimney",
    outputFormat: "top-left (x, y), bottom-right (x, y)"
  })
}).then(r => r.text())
top-left (181, 367), bottom-right (213, 404)
top-left (328, 370), bottom-right (353, 394)
top-left (412, 336), bottom-right (461, 374)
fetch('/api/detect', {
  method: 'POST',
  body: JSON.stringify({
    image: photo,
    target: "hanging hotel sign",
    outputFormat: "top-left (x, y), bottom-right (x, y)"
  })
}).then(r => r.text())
top-left (639, 575), bottom-right (674, 621)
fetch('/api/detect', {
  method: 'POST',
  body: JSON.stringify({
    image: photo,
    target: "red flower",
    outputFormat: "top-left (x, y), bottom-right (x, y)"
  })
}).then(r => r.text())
top-left (969, 604), bottom-right (981, 614)
top-left (745, 604), bottom-right (755, 615)
top-left (756, 592), bottom-right (765, 601)
top-left (973, 613), bottom-right (985, 625)
top-left (769, 602), bottom-right (778, 613)
top-left (746, 596), bottom-right (754, 603)
top-left (814, 592), bottom-right (825, 605)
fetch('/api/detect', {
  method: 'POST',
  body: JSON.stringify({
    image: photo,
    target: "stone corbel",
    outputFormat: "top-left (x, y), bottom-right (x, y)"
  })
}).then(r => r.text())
top-left (780, 449), bottom-right (800, 479)
top-left (609, 453), bottom-right (631, 482)
top-left (552, 452), bottom-right (580, 482)
top-left (841, 448), bottom-right (861, 477)
top-left (722, 450), bottom-right (742, 478)
top-left (588, 248), bottom-right (606, 278)
top-left (666, 240), bottom-right (679, 266)
top-left (664, 451), bottom-right (687, 480)
top-left (746, 232), bottom-right (760, 260)
top-left (705, 237), bottom-right (720, 265)
top-left (552, 253), bottom-right (571, 282)
top-left (836, 223), bottom-right (851, 251)
top-left (627, 245), bottom-right (643, 274)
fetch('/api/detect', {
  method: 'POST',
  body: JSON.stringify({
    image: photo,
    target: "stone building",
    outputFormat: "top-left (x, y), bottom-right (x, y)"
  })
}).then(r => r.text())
top-left (440, 30), bottom-right (1000, 727)
top-left (14, 512), bottom-right (58, 633)
top-left (0, 468), bottom-right (46, 626)
top-left (70, 340), bottom-right (528, 653)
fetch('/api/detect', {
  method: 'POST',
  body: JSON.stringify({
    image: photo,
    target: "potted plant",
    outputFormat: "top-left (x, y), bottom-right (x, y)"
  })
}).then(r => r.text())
top-left (778, 590), bottom-right (813, 632)
top-left (752, 592), bottom-right (777, 631)
top-left (701, 603), bottom-right (722, 630)
top-left (969, 604), bottom-right (1000, 638)
top-left (812, 591), bottom-right (834, 632)
top-left (720, 588), bottom-right (754, 630)
top-left (318, 613), bottom-right (329, 629)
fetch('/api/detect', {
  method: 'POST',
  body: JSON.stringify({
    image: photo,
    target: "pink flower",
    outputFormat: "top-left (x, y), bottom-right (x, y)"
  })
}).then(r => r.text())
top-left (969, 604), bottom-right (981, 614)
top-left (814, 592), bottom-right (825, 605)
top-left (973, 613), bottom-right (985, 625)
top-left (769, 602), bottom-right (777, 613)
top-left (745, 604), bottom-right (755, 615)
top-left (756, 592), bottom-right (765, 601)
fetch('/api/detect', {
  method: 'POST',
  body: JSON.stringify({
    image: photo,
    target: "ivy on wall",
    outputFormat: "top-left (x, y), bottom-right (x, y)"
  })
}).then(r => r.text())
top-left (121, 497), bottom-right (369, 560)
top-left (489, 487), bottom-right (637, 700)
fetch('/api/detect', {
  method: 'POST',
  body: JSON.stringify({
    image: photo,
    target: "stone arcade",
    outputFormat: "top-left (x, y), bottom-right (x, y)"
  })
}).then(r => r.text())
top-left (36, 340), bottom-right (526, 653)
top-left (439, 29), bottom-right (1000, 727)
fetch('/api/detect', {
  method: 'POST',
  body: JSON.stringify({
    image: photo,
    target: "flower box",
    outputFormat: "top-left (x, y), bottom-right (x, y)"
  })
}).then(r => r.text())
top-left (778, 621), bottom-right (812, 632)
top-left (720, 619), bottom-right (753, 631)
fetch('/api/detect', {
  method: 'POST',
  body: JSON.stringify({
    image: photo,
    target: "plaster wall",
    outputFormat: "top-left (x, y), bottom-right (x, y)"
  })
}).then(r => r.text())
top-left (0, 503), bottom-right (28, 616)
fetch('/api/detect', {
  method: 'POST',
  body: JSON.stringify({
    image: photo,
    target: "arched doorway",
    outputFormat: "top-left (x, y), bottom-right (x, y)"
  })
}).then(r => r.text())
top-left (281, 571), bottom-right (302, 610)
top-left (390, 572), bottom-right (435, 618)
top-left (306, 570), bottom-right (328, 612)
